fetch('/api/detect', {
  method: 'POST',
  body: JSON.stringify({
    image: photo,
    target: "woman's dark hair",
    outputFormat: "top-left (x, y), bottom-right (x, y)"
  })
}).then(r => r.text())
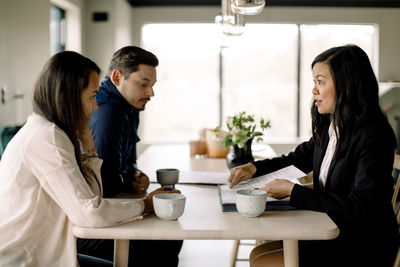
top-left (33, 51), bottom-right (100, 178)
top-left (107, 46), bottom-right (159, 78)
top-left (311, 45), bottom-right (386, 155)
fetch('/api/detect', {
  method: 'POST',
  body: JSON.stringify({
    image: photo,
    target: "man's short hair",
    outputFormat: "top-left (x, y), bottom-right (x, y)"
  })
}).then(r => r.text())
top-left (107, 46), bottom-right (159, 78)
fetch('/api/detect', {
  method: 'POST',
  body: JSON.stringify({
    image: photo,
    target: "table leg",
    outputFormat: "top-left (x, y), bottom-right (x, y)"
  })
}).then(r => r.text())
top-left (113, 239), bottom-right (130, 267)
top-left (283, 240), bottom-right (299, 267)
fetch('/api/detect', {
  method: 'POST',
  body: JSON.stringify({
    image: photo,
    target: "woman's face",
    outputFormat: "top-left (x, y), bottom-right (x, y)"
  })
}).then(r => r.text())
top-left (312, 62), bottom-right (336, 114)
top-left (81, 71), bottom-right (100, 120)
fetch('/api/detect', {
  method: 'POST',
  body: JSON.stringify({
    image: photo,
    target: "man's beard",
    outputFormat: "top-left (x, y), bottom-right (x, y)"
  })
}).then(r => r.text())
top-left (136, 97), bottom-right (151, 111)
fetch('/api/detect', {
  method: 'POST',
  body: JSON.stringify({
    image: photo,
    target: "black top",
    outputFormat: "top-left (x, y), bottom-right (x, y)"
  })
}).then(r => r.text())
top-left (253, 116), bottom-right (400, 266)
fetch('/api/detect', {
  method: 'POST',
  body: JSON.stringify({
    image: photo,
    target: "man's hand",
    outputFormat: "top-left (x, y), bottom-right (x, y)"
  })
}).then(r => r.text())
top-left (142, 186), bottom-right (181, 214)
top-left (228, 163), bottom-right (257, 189)
top-left (132, 171), bottom-right (150, 194)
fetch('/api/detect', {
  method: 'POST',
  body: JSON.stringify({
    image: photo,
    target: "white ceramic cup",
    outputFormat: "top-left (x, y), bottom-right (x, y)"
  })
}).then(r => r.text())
top-left (156, 168), bottom-right (179, 187)
top-left (153, 193), bottom-right (186, 220)
top-left (235, 189), bottom-right (267, 217)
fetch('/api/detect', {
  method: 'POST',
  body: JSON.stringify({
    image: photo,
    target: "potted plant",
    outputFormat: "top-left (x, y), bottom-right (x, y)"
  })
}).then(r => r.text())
top-left (215, 111), bottom-right (271, 168)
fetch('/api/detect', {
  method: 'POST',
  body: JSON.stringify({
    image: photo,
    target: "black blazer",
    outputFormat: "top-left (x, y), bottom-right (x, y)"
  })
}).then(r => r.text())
top-left (253, 117), bottom-right (399, 267)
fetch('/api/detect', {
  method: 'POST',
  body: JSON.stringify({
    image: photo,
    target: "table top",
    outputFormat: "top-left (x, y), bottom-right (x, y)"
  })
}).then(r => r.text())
top-left (73, 144), bottom-right (338, 243)
top-left (73, 184), bottom-right (339, 241)
top-left (137, 143), bottom-right (277, 176)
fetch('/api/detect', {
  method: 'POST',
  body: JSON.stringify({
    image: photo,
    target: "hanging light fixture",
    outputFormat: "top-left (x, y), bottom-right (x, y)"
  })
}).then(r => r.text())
top-left (215, 0), bottom-right (245, 36)
top-left (231, 0), bottom-right (265, 16)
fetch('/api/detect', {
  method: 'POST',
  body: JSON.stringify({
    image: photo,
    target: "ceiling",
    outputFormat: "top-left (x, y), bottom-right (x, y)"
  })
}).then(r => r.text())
top-left (126, 0), bottom-right (400, 7)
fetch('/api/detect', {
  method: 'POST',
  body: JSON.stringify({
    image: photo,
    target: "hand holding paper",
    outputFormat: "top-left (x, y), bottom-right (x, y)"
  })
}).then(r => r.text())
top-left (228, 163), bottom-right (256, 188)
top-left (259, 178), bottom-right (296, 199)
top-left (219, 165), bottom-right (306, 207)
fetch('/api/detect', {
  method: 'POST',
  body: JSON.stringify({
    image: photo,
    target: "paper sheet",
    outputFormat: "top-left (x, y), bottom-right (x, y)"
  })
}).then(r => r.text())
top-left (178, 170), bottom-right (230, 185)
top-left (149, 170), bottom-right (230, 185)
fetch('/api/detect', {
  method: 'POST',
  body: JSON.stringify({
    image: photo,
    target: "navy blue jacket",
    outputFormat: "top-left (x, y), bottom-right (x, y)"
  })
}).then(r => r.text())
top-left (89, 77), bottom-right (140, 197)
top-left (253, 115), bottom-right (399, 266)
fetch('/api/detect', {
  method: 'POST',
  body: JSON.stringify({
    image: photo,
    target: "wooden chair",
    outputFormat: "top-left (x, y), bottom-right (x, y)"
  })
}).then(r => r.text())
top-left (230, 240), bottom-right (256, 267)
top-left (394, 249), bottom-right (400, 267)
top-left (392, 154), bottom-right (400, 267)
top-left (392, 154), bottom-right (400, 219)
top-left (249, 241), bottom-right (283, 267)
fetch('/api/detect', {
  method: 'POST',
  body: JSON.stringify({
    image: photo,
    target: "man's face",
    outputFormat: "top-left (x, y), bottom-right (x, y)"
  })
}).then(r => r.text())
top-left (114, 64), bottom-right (157, 110)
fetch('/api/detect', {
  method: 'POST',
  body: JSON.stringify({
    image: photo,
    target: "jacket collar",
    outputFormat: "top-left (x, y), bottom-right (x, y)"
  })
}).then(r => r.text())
top-left (98, 77), bottom-right (140, 114)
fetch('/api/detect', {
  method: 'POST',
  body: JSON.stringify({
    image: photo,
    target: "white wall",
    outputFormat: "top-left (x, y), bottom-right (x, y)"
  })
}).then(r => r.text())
top-left (84, 0), bottom-right (132, 77)
top-left (0, 0), bottom-right (50, 128)
top-left (1, 2), bottom-right (400, 131)
top-left (129, 6), bottom-right (400, 82)
top-left (114, 0), bottom-right (132, 52)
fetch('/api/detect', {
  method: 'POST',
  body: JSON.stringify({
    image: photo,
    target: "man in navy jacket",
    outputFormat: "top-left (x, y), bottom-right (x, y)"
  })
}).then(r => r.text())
top-left (90, 47), bottom-right (155, 197)
top-left (78, 46), bottom-right (182, 267)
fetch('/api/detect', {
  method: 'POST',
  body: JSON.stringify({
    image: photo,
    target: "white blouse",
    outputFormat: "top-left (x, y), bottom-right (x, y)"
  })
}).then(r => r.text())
top-left (319, 122), bottom-right (338, 189)
top-left (0, 113), bottom-right (144, 267)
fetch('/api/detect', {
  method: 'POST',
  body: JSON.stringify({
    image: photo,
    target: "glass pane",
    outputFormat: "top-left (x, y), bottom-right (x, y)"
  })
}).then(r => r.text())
top-left (141, 24), bottom-right (220, 143)
top-left (299, 24), bottom-right (377, 137)
top-left (222, 24), bottom-right (299, 139)
top-left (50, 5), bottom-right (66, 55)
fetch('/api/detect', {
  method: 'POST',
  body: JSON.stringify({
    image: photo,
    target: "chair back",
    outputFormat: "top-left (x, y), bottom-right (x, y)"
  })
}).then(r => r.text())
top-left (393, 154), bottom-right (400, 267)
top-left (0, 125), bottom-right (22, 156)
top-left (393, 154), bottom-right (400, 220)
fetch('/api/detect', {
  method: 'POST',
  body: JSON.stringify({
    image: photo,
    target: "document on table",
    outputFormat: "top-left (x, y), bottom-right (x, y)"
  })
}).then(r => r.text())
top-left (218, 165), bottom-right (306, 211)
top-left (178, 170), bottom-right (229, 185)
top-left (149, 170), bottom-right (230, 185)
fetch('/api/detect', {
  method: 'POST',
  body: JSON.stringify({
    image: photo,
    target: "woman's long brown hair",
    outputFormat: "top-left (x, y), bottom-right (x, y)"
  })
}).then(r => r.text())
top-left (33, 51), bottom-right (100, 179)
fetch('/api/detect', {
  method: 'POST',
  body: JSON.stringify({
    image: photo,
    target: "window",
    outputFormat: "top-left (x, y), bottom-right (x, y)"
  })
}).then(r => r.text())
top-left (141, 24), bottom-right (220, 143)
top-left (141, 23), bottom-right (377, 143)
top-left (221, 24), bottom-right (299, 138)
top-left (50, 5), bottom-right (66, 55)
top-left (299, 24), bottom-right (376, 137)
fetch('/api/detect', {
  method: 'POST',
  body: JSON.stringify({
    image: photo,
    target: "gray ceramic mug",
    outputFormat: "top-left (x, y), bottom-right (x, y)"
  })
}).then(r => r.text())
top-left (156, 168), bottom-right (179, 187)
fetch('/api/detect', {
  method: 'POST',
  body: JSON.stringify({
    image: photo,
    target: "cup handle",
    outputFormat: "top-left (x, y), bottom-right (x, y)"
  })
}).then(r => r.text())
top-left (168, 202), bottom-right (175, 217)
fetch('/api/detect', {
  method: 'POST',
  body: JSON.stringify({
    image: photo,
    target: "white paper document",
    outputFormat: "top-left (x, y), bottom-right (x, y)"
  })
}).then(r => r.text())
top-left (149, 170), bottom-right (230, 185)
top-left (178, 170), bottom-right (230, 185)
top-left (219, 165), bottom-right (306, 205)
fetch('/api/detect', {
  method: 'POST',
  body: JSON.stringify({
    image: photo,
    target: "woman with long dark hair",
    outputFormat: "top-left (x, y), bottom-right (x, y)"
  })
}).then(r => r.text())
top-left (228, 45), bottom-right (399, 266)
top-left (0, 51), bottom-right (177, 266)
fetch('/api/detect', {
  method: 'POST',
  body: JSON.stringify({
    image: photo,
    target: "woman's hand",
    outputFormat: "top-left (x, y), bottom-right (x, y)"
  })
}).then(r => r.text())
top-left (260, 179), bottom-right (295, 199)
top-left (142, 186), bottom-right (181, 214)
top-left (228, 163), bottom-right (257, 189)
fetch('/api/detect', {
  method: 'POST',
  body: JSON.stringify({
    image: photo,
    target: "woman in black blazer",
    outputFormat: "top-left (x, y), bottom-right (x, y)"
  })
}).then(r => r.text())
top-left (229, 45), bottom-right (400, 267)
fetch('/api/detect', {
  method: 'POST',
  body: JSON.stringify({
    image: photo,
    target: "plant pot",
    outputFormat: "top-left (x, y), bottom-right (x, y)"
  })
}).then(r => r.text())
top-left (226, 139), bottom-right (254, 169)
top-left (205, 129), bottom-right (229, 158)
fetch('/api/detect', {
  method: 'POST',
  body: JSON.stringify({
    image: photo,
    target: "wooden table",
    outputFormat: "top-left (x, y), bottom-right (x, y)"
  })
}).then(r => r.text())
top-left (73, 144), bottom-right (339, 267)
